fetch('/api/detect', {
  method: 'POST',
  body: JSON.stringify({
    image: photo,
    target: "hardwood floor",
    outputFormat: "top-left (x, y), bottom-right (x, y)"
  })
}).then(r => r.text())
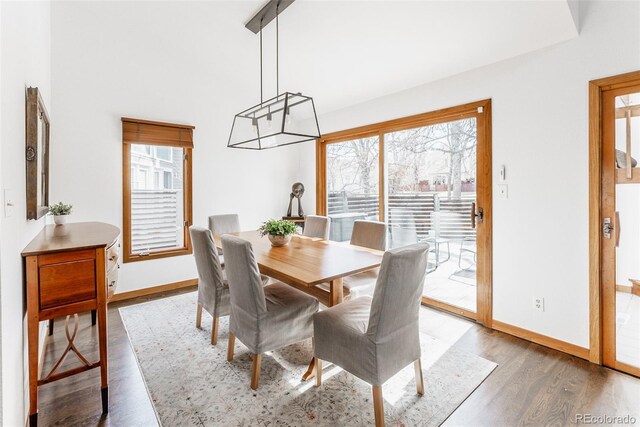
top-left (37, 288), bottom-right (640, 426)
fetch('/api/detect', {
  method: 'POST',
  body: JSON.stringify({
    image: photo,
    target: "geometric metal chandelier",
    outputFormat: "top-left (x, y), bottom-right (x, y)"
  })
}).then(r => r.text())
top-left (228, 0), bottom-right (321, 150)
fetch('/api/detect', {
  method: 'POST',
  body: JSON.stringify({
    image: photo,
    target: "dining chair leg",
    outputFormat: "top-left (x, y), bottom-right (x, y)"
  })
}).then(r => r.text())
top-left (250, 353), bottom-right (262, 390)
top-left (315, 358), bottom-right (322, 387)
top-left (372, 385), bottom-right (384, 427)
top-left (414, 359), bottom-right (424, 396)
top-left (211, 317), bottom-right (219, 345)
top-left (196, 304), bottom-right (203, 328)
top-left (227, 332), bottom-right (235, 361)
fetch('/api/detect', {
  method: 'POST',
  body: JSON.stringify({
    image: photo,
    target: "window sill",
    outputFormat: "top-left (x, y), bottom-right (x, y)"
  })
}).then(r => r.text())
top-left (123, 247), bottom-right (192, 263)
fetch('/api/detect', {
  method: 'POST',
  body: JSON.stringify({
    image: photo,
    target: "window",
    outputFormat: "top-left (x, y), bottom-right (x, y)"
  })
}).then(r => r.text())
top-left (132, 144), bottom-right (151, 156)
top-left (122, 118), bottom-right (194, 262)
top-left (155, 146), bottom-right (172, 162)
top-left (136, 168), bottom-right (148, 190)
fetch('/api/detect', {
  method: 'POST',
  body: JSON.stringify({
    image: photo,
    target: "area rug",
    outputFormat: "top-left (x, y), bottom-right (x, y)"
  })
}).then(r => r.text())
top-left (120, 292), bottom-right (496, 426)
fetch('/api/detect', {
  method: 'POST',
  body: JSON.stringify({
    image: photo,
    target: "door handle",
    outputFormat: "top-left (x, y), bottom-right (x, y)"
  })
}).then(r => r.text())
top-left (615, 211), bottom-right (620, 247)
top-left (603, 217), bottom-right (613, 239)
top-left (471, 202), bottom-right (483, 229)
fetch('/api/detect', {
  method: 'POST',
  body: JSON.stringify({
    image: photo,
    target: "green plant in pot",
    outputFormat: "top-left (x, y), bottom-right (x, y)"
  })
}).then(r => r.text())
top-left (49, 202), bottom-right (73, 225)
top-left (259, 219), bottom-right (297, 247)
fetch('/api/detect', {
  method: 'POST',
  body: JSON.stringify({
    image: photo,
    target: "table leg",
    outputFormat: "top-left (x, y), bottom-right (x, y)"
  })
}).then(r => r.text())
top-left (96, 248), bottom-right (109, 413)
top-left (329, 277), bottom-right (344, 306)
top-left (442, 241), bottom-right (451, 263)
top-left (26, 256), bottom-right (40, 427)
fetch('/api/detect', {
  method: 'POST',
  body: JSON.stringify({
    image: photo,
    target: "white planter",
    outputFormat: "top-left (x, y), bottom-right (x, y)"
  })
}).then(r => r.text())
top-left (53, 215), bottom-right (68, 225)
top-left (268, 234), bottom-right (292, 247)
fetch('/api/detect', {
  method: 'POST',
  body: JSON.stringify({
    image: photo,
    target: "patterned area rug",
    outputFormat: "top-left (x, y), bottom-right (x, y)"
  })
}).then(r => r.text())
top-left (120, 292), bottom-right (496, 426)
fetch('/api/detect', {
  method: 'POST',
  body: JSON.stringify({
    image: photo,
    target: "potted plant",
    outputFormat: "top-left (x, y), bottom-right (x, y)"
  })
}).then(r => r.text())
top-left (49, 202), bottom-right (73, 225)
top-left (259, 219), bottom-right (297, 247)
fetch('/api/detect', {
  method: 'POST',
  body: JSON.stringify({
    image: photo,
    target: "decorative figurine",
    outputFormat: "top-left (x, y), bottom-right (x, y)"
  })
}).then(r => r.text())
top-left (286, 182), bottom-right (305, 218)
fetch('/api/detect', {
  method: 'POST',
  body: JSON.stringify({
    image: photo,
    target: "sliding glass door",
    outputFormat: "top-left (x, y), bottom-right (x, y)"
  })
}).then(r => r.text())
top-left (317, 100), bottom-right (492, 325)
top-left (385, 118), bottom-right (478, 313)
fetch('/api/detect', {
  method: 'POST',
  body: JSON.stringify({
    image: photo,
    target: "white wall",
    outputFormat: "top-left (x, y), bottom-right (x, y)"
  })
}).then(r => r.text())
top-left (51, 1), bottom-right (300, 294)
top-left (0, 1), bottom-right (52, 425)
top-left (296, 0), bottom-right (640, 348)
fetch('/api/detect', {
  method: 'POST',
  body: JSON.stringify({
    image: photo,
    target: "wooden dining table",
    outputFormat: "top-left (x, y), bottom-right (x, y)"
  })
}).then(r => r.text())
top-left (212, 231), bottom-right (384, 379)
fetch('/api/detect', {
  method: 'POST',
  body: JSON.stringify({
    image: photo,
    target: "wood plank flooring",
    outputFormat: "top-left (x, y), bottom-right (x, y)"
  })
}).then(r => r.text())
top-left (37, 288), bottom-right (640, 426)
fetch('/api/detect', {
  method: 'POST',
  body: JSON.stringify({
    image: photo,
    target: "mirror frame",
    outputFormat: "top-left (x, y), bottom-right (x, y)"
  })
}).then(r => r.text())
top-left (25, 87), bottom-right (50, 220)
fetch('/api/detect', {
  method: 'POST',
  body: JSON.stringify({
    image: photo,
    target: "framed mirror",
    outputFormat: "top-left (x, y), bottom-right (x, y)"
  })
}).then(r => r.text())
top-left (26, 87), bottom-right (50, 220)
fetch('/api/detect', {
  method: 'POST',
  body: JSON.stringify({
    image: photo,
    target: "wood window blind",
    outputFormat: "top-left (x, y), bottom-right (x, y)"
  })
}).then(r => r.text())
top-left (122, 118), bottom-right (194, 148)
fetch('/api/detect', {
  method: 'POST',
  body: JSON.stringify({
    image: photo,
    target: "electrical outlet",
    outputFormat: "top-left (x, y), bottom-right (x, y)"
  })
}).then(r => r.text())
top-left (498, 184), bottom-right (508, 199)
top-left (533, 297), bottom-right (545, 312)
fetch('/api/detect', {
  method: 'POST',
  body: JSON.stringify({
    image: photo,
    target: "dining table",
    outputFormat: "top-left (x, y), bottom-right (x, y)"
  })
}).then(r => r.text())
top-left (212, 230), bottom-right (384, 379)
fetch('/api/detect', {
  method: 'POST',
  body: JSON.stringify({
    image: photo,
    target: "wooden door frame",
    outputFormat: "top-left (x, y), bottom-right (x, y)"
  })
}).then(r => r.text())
top-left (316, 99), bottom-right (493, 327)
top-left (589, 70), bottom-right (640, 370)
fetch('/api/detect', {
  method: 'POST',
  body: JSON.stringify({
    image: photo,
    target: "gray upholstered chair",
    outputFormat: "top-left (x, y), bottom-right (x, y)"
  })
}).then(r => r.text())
top-left (343, 220), bottom-right (387, 298)
top-left (208, 214), bottom-right (241, 259)
top-left (190, 226), bottom-right (268, 345)
top-left (222, 235), bottom-right (319, 390)
top-left (313, 243), bottom-right (429, 427)
top-left (190, 226), bottom-right (229, 345)
top-left (303, 215), bottom-right (330, 240)
top-left (350, 220), bottom-right (387, 250)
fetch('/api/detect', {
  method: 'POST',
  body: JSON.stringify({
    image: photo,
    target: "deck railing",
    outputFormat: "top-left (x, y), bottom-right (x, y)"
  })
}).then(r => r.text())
top-left (328, 191), bottom-right (476, 243)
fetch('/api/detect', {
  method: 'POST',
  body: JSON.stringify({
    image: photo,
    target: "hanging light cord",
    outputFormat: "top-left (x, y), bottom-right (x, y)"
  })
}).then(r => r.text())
top-left (276, 1), bottom-right (279, 95)
top-left (260, 17), bottom-right (264, 105)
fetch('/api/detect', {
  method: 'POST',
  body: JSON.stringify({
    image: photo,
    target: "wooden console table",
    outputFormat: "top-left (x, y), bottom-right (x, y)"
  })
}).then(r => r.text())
top-left (22, 222), bottom-right (120, 427)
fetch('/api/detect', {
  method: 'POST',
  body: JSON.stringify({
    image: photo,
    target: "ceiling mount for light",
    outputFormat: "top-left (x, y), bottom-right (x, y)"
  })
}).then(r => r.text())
top-left (228, 0), bottom-right (321, 150)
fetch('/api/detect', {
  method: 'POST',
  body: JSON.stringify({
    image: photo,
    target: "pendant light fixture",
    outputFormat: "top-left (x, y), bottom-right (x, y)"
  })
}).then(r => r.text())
top-left (228, 0), bottom-right (321, 150)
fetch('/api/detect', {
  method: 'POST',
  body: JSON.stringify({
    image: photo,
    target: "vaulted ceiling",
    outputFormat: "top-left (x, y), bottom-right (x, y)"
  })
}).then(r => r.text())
top-left (52, 1), bottom-right (579, 116)
top-left (243, 0), bottom-right (579, 113)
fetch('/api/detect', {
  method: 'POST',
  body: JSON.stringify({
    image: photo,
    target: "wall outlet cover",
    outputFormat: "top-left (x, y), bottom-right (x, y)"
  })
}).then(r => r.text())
top-left (533, 297), bottom-right (545, 312)
top-left (498, 184), bottom-right (508, 199)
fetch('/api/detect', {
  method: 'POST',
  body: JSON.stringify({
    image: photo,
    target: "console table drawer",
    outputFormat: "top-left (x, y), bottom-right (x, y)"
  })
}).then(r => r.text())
top-left (39, 259), bottom-right (97, 309)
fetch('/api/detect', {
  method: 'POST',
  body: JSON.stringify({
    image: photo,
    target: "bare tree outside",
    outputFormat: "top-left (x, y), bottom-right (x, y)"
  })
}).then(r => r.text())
top-left (326, 136), bottom-right (379, 195)
top-left (386, 118), bottom-right (476, 199)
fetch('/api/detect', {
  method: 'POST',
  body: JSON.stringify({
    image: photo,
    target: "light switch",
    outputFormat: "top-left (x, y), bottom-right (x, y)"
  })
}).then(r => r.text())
top-left (3, 189), bottom-right (14, 217)
top-left (499, 165), bottom-right (506, 182)
top-left (498, 184), bottom-right (508, 199)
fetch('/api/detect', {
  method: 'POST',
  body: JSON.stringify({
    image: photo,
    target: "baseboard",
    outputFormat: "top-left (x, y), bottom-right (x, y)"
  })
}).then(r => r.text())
top-left (109, 279), bottom-right (198, 302)
top-left (492, 320), bottom-right (590, 360)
